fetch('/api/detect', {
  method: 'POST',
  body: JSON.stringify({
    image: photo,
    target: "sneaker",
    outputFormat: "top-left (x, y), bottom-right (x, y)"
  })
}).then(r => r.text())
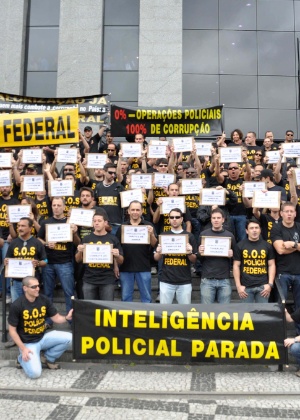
top-left (151, 267), bottom-right (157, 275)
top-left (16, 358), bottom-right (22, 369)
top-left (155, 294), bottom-right (160, 303)
top-left (41, 355), bottom-right (60, 370)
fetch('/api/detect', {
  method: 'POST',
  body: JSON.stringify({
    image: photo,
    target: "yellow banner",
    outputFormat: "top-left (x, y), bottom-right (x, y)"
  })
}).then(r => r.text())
top-left (0, 108), bottom-right (79, 147)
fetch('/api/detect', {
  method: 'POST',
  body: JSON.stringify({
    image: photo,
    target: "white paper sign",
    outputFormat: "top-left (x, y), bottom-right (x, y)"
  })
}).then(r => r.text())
top-left (195, 142), bottom-right (212, 156)
top-left (130, 173), bottom-right (153, 190)
top-left (120, 188), bottom-right (144, 208)
top-left (242, 182), bottom-right (266, 198)
top-left (48, 180), bottom-right (74, 197)
top-left (5, 259), bottom-right (34, 278)
top-left (83, 244), bottom-right (113, 264)
top-left (22, 149), bottom-right (42, 164)
top-left (201, 236), bottom-right (231, 257)
top-left (7, 205), bottom-right (31, 223)
top-left (172, 137), bottom-right (193, 153)
top-left (159, 234), bottom-right (188, 254)
top-left (252, 190), bottom-right (281, 209)
top-left (282, 143), bottom-right (300, 158)
top-left (200, 188), bottom-right (226, 206)
top-left (150, 140), bottom-right (168, 146)
top-left (153, 173), bottom-right (175, 187)
top-left (219, 147), bottom-right (242, 163)
top-left (68, 208), bottom-right (95, 227)
top-left (180, 179), bottom-right (202, 195)
top-left (147, 145), bottom-right (167, 159)
top-left (121, 225), bottom-right (150, 244)
top-left (86, 153), bottom-right (107, 168)
top-left (0, 153), bottom-right (12, 168)
top-left (46, 223), bottom-right (73, 242)
top-left (57, 147), bottom-right (77, 163)
top-left (22, 175), bottom-right (45, 192)
top-left (266, 150), bottom-right (281, 164)
top-left (293, 168), bottom-right (300, 185)
top-left (161, 196), bottom-right (186, 214)
top-left (121, 143), bottom-right (142, 158)
top-left (0, 170), bottom-right (12, 186)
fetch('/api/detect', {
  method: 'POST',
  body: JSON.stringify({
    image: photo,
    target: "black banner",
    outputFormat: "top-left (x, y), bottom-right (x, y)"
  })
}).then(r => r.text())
top-left (111, 105), bottom-right (223, 138)
top-left (73, 301), bottom-right (287, 364)
top-left (0, 92), bottom-right (110, 124)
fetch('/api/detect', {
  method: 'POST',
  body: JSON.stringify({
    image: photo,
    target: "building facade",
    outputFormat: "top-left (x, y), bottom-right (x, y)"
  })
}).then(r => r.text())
top-left (0, 0), bottom-right (299, 140)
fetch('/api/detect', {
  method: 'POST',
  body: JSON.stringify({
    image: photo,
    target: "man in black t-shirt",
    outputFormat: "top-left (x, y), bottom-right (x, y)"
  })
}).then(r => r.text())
top-left (37, 197), bottom-right (80, 326)
top-left (8, 276), bottom-right (72, 379)
top-left (284, 308), bottom-right (300, 375)
top-left (233, 219), bottom-right (275, 303)
top-left (75, 187), bottom-right (99, 299)
top-left (215, 154), bottom-right (251, 243)
top-left (5, 217), bottom-right (47, 302)
top-left (0, 185), bottom-right (20, 300)
top-left (76, 208), bottom-right (124, 301)
top-left (271, 202), bottom-right (300, 326)
top-left (94, 163), bottom-right (124, 235)
top-left (154, 208), bottom-right (197, 304)
top-left (198, 208), bottom-right (235, 304)
top-left (116, 201), bottom-right (157, 303)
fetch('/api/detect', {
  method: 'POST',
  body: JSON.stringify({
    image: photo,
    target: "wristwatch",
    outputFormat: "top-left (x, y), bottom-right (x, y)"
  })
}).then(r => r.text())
top-left (293, 242), bottom-right (298, 249)
top-left (268, 283), bottom-right (274, 289)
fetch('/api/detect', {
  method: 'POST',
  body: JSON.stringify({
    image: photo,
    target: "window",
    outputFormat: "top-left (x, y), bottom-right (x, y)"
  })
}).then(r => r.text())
top-left (102, 0), bottom-right (139, 105)
top-left (24, 0), bottom-right (60, 96)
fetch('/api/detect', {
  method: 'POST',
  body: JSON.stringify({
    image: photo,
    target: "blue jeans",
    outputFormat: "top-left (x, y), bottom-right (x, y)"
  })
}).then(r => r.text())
top-left (200, 278), bottom-right (231, 304)
top-left (11, 279), bottom-right (24, 303)
top-left (17, 330), bottom-right (72, 379)
top-left (120, 272), bottom-right (152, 303)
top-left (278, 274), bottom-right (300, 309)
top-left (278, 273), bottom-right (300, 332)
top-left (110, 225), bottom-right (120, 236)
top-left (83, 282), bottom-right (115, 301)
top-left (160, 282), bottom-right (192, 304)
top-left (289, 342), bottom-right (300, 366)
top-left (42, 263), bottom-right (74, 324)
top-left (240, 285), bottom-right (268, 303)
top-left (1, 241), bottom-right (11, 295)
top-left (230, 215), bottom-right (247, 243)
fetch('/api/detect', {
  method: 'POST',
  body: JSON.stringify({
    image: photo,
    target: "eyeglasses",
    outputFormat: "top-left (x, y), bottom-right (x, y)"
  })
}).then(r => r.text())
top-left (169, 216), bottom-right (181, 219)
top-left (27, 285), bottom-right (40, 289)
top-left (159, 164), bottom-right (168, 167)
top-left (228, 167), bottom-right (239, 170)
top-left (107, 171), bottom-right (116, 176)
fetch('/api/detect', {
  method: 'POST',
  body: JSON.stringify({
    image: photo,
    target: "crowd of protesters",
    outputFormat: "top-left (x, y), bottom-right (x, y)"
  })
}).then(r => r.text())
top-left (2, 124), bottom-right (300, 375)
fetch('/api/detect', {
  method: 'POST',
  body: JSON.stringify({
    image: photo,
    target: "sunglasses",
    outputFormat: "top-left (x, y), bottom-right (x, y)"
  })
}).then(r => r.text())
top-left (169, 216), bottom-right (181, 219)
top-left (255, 153), bottom-right (262, 156)
top-left (27, 285), bottom-right (40, 289)
top-left (159, 164), bottom-right (168, 167)
top-left (107, 149), bottom-right (115, 151)
top-left (107, 171), bottom-right (116, 176)
top-left (186, 172), bottom-right (196, 176)
top-left (228, 167), bottom-right (239, 170)
top-left (286, 133), bottom-right (294, 136)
